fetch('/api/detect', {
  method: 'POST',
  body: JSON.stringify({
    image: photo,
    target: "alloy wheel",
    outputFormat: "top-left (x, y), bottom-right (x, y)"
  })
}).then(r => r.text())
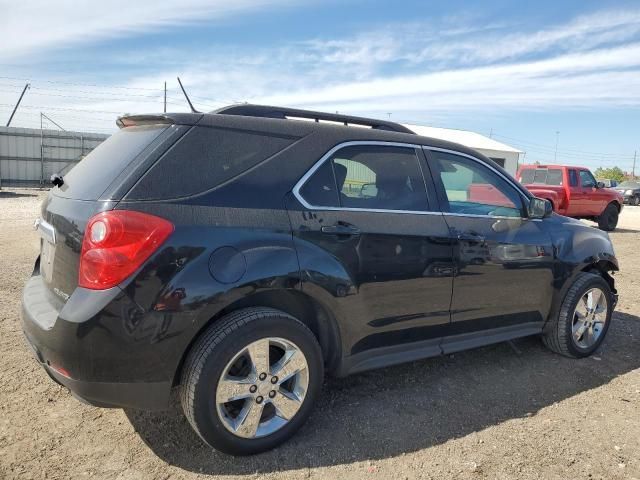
top-left (571, 287), bottom-right (608, 349)
top-left (215, 337), bottom-right (309, 439)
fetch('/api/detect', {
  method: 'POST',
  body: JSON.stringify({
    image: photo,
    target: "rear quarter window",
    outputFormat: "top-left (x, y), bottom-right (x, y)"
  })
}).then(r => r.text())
top-left (128, 126), bottom-right (297, 200)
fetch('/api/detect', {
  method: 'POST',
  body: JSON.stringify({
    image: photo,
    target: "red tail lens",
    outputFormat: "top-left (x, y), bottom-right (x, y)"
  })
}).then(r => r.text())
top-left (79, 210), bottom-right (174, 290)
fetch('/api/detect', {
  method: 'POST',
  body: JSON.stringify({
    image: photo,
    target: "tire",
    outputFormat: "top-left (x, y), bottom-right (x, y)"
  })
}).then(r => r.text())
top-left (634, 196), bottom-right (640, 206)
top-left (180, 307), bottom-right (324, 455)
top-left (597, 203), bottom-right (619, 231)
top-left (542, 272), bottom-right (614, 358)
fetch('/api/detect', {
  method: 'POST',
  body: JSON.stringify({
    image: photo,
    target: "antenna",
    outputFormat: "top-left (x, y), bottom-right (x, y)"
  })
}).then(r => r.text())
top-left (177, 77), bottom-right (200, 113)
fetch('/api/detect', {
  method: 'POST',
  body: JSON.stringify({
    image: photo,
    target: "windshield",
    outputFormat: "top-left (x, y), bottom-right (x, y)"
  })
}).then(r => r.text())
top-left (618, 181), bottom-right (640, 188)
top-left (54, 125), bottom-right (168, 200)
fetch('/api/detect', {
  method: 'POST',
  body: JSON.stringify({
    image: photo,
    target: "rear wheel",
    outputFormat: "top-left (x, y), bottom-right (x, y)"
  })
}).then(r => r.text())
top-left (180, 307), bottom-right (323, 455)
top-left (542, 272), bottom-right (613, 358)
top-left (597, 203), bottom-right (619, 231)
top-left (633, 196), bottom-right (640, 206)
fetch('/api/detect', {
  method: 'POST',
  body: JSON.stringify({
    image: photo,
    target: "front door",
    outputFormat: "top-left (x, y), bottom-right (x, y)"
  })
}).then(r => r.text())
top-left (286, 143), bottom-right (454, 362)
top-left (424, 148), bottom-right (555, 353)
top-left (578, 169), bottom-right (605, 216)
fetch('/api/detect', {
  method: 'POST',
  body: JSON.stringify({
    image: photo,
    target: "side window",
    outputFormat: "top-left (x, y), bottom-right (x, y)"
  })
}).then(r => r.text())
top-left (579, 170), bottom-right (596, 188)
top-left (430, 151), bottom-right (523, 217)
top-left (299, 160), bottom-right (339, 207)
top-left (568, 169), bottom-right (578, 187)
top-left (298, 144), bottom-right (429, 211)
top-left (332, 145), bottom-right (428, 211)
top-left (129, 126), bottom-right (298, 200)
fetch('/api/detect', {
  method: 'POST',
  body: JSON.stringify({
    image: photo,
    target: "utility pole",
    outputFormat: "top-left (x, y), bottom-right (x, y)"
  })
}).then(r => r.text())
top-left (164, 81), bottom-right (167, 113)
top-left (40, 112), bottom-right (44, 185)
top-left (6, 83), bottom-right (30, 127)
top-left (633, 150), bottom-right (637, 179)
top-left (554, 131), bottom-right (560, 163)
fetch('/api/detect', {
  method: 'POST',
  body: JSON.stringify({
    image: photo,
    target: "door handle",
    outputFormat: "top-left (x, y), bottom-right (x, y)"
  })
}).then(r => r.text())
top-left (321, 224), bottom-right (361, 236)
top-left (457, 231), bottom-right (485, 243)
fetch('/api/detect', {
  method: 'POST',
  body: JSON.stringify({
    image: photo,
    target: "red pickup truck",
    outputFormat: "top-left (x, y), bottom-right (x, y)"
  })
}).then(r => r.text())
top-left (516, 165), bottom-right (624, 231)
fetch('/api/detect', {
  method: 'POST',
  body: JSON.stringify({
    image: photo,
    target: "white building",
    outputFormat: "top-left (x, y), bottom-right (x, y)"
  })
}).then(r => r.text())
top-left (403, 124), bottom-right (523, 176)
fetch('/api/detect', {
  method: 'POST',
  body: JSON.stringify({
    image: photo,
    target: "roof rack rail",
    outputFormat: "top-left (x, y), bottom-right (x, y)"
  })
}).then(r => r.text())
top-left (213, 104), bottom-right (415, 134)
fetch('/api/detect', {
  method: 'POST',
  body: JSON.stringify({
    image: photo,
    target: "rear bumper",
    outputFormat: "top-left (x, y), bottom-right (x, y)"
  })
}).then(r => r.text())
top-left (23, 332), bottom-right (171, 409)
top-left (21, 275), bottom-right (175, 410)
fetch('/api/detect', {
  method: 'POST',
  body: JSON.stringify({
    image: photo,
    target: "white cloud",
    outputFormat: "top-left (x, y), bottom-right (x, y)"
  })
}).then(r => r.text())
top-left (410, 8), bottom-right (640, 64)
top-left (0, 0), bottom-right (299, 59)
top-left (2, 5), bottom-right (640, 133)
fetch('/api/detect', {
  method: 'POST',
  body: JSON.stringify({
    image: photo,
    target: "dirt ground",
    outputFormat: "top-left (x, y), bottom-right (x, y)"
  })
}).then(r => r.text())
top-left (0, 188), bottom-right (638, 480)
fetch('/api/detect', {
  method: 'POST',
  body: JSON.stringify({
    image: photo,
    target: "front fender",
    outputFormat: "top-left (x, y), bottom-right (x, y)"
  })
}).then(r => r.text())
top-left (543, 215), bottom-right (618, 328)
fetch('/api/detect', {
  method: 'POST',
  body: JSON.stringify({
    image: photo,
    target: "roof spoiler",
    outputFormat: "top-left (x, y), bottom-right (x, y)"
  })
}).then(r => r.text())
top-left (214, 104), bottom-right (416, 134)
top-left (116, 114), bottom-right (176, 129)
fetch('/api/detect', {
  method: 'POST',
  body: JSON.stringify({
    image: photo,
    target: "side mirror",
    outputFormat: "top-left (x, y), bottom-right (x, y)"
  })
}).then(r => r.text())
top-left (528, 197), bottom-right (553, 219)
top-left (596, 181), bottom-right (605, 189)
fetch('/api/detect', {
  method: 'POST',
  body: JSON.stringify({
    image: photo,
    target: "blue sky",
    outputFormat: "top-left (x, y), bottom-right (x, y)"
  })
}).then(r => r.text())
top-left (1, 0), bottom-right (639, 171)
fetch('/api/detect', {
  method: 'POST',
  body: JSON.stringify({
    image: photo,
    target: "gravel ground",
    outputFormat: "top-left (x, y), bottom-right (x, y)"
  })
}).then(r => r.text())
top-left (1, 188), bottom-right (639, 480)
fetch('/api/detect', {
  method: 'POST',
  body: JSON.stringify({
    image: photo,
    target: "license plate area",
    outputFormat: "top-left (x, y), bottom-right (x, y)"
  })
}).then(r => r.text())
top-left (35, 219), bottom-right (56, 283)
top-left (41, 240), bottom-right (55, 282)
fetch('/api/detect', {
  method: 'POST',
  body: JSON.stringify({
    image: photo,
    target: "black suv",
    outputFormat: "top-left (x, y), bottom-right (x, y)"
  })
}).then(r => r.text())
top-left (22, 105), bottom-right (619, 455)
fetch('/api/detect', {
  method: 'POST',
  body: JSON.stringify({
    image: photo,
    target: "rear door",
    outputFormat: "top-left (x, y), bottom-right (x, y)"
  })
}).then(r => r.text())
top-left (286, 142), bottom-right (454, 358)
top-left (424, 148), bottom-right (555, 352)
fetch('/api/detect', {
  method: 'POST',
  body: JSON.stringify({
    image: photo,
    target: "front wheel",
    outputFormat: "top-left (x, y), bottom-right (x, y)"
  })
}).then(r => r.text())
top-left (180, 307), bottom-right (324, 455)
top-left (633, 196), bottom-right (640, 206)
top-left (597, 203), bottom-right (619, 231)
top-left (542, 272), bottom-right (614, 358)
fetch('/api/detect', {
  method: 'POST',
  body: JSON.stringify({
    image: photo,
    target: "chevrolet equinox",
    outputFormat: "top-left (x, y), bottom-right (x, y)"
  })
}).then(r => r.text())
top-left (22, 105), bottom-right (619, 455)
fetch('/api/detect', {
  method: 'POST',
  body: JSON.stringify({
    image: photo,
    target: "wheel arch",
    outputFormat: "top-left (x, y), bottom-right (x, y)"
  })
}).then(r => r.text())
top-left (543, 257), bottom-right (618, 333)
top-left (606, 200), bottom-right (622, 213)
top-left (172, 289), bottom-right (342, 386)
top-left (581, 259), bottom-right (618, 297)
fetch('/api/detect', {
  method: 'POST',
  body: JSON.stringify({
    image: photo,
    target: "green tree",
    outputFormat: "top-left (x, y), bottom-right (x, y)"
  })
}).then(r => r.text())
top-left (594, 166), bottom-right (625, 182)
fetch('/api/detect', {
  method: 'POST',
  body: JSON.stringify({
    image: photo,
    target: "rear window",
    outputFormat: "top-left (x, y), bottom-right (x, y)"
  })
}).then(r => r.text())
top-left (128, 126), bottom-right (297, 200)
top-left (55, 125), bottom-right (168, 200)
top-left (519, 168), bottom-right (563, 186)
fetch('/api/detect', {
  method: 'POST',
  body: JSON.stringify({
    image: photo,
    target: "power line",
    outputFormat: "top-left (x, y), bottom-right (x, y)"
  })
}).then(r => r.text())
top-left (0, 103), bottom-right (125, 114)
top-left (0, 88), bottom-right (185, 106)
top-left (0, 81), bottom-right (165, 99)
top-left (0, 75), bottom-right (163, 91)
top-left (492, 132), bottom-right (635, 158)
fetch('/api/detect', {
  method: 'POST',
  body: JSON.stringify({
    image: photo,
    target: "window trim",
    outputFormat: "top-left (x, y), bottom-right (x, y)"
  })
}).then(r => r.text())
top-left (423, 147), bottom-right (532, 220)
top-left (292, 141), bottom-right (439, 215)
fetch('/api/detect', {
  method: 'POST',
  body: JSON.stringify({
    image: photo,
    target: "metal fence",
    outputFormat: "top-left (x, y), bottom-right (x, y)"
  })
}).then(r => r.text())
top-left (0, 126), bottom-right (110, 187)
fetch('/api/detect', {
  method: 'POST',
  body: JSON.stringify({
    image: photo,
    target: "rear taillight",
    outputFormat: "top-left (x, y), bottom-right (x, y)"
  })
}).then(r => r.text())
top-left (79, 210), bottom-right (174, 290)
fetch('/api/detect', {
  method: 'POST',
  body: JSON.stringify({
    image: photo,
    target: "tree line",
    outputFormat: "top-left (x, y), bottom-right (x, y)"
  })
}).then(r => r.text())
top-left (593, 166), bottom-right (634, 182)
